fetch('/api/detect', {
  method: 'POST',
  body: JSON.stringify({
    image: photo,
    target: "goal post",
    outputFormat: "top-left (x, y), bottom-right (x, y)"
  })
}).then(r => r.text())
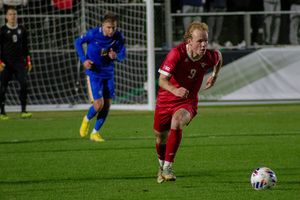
top-left (4, 0), bottom-right (156, 112)
top-left (146, 0), bottom-right (156, 110)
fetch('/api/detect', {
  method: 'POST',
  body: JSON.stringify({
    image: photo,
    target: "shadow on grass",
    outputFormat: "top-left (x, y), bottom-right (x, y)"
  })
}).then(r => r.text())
top-left (0, 136), bottom-right (155, 145)
top-left (1, 131), bottom-right (298, 145)
top-left (185, 132), bottom-right (300, 138)
top-left (0, 137), bottom-right (83, 144)
top-left (0, 175), bottom-right (156, 185)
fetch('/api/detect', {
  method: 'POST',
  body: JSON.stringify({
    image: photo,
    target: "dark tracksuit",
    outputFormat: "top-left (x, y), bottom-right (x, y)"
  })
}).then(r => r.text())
top-left (0, 24), bottom-right (29, 114)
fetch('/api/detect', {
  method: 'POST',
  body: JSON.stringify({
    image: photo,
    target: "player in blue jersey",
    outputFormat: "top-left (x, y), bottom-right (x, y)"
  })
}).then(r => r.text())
top-left (75, 13), bottom-right (126, 142)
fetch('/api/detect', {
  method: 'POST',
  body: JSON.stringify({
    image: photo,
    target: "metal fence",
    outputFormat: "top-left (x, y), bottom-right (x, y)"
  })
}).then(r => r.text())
top-left (154, 3), bottom-right (300, 50)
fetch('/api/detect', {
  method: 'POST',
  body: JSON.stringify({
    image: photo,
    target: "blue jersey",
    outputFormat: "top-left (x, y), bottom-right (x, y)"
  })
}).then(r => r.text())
top-left (75, 27), bottom-right (126, 78)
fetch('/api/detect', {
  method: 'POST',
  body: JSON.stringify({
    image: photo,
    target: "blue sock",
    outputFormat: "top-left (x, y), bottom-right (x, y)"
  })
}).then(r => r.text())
top-left (87, 105), bottom-right (98, 120)
top-left (94, 109), bottom-right (109, 131)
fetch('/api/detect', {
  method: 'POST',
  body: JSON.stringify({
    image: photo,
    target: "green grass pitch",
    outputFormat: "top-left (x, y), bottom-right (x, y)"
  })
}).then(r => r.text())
top-left (0, 104), bottom-right (299, 200)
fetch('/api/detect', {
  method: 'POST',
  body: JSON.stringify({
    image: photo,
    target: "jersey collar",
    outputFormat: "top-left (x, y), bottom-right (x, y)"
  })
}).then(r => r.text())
top-left (6, 23), bottom-right (18, 29)
top-left (186, 44), bottom-right (203, 62)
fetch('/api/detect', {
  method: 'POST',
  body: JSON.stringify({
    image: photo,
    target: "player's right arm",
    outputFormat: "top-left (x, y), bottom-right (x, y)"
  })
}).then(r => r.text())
top-left (75, 32), bottom-right (90, 64)
top-left (158, 47), bottom-right (189, 99)
top-left (159, 74), bottom-right (189, 99)
top-left (83, 60), bottom-right (93, 69)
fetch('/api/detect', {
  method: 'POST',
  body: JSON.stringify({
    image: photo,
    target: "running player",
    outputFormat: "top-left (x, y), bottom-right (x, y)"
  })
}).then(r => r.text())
top-left (154, 21), bottom-right (222, 183)
top-left (75, 13), bottom-right (126, 142)
top-left (0, 7), bottom-right (32, 120)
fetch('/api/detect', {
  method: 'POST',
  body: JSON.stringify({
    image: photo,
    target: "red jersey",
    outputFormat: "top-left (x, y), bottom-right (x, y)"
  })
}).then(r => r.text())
top-left (156, 43), bottom-right (220, 107)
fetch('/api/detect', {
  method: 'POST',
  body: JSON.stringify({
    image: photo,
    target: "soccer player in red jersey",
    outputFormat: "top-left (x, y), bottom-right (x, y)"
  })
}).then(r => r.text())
top-left (154, 21), bottom-right (222, 183)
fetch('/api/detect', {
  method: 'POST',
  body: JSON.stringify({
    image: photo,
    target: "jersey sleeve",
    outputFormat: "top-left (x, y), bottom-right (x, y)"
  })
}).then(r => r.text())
top-left (75, 31), bottom-right (91, 63)
top-left (158, 48), bottom-right (180, 77)
top-left (213, 50), bottom-right (221, 67)
top-left (116, 33), bottom-right (126, 62)
top-left (22, 27), bottom-right (29, 57)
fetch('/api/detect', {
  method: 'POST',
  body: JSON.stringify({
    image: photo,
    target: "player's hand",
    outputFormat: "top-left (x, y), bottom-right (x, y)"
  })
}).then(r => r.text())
top-left (173, 87), bottom-right (189, 99)
top-left (0, 60), bottom-right (4, 71)
top-left (26, 56), bottom-right (32, 73)
top-left (108, 48), bottom-right (117, 60)
top-left (204, 75), bottom-right (217, 90)
top-left (83, 60), bottom-right (94, 69)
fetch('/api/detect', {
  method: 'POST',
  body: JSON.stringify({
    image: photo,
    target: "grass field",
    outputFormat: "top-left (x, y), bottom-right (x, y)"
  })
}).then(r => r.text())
top-left (0, 104), bottom-right (299, 200)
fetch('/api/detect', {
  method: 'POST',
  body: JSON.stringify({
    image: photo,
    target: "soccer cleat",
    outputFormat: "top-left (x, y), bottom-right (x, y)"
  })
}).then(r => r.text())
top-left (157, 166), bottom-right (164, 183)
top-left (90, 132), bottom-right (105, 142)
top-left (162, 166), bottom-right (176, 182)
top-left (80, 115), bottom-right (90, 137)
top-left (0, 114), bottom-right (9, 120)
top-left (21, 112), bottom-right (32, 119)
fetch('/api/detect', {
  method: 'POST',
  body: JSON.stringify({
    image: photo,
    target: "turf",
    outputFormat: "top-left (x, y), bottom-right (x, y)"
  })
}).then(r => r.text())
top-left (0, 104), bottom-right (299, 200)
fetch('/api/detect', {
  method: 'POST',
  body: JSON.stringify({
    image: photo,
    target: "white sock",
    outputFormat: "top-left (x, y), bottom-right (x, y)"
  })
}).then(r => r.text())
top-left (85, 116), bottom-right (90, 122)
top-left (91, 129), bottom-right (98, 134)
top-left (159, 159), bottom-right (164, 167)
top-left (163, 161), bottom-right (172, 169)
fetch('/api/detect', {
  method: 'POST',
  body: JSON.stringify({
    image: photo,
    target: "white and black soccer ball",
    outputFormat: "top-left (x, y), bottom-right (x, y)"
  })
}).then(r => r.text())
top-left (250, 167), bottom-right (276, 190)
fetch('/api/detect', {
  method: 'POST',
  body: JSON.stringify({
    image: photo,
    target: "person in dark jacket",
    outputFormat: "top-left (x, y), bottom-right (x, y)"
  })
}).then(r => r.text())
top-left (0, 7), bottom-right (32, 120)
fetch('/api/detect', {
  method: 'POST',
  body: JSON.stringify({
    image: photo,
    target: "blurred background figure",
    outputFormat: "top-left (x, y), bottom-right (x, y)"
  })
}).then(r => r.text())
top-left (206, 0), bottom-right (227, 48)
top-left (182, 0), bottom-right (204, 30)
top-left (0, 0), bottom-right (28, 26)
top-left (226, 0), bottom-right (250, 46)
top-left (263, 0), bottom-right (281, 45)
top-left (289, 0), bottom-right (300, 45)
top-left (0, 0), bottom-right (27, 10)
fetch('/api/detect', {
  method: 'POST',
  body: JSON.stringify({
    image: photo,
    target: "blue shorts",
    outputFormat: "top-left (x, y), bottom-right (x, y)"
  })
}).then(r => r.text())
top-left (86, 75), bottom-right (115, 101)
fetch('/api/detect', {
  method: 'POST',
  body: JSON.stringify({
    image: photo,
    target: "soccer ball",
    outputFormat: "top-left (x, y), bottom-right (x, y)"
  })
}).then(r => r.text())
top-left (250, 167), bottom-right (276, 190)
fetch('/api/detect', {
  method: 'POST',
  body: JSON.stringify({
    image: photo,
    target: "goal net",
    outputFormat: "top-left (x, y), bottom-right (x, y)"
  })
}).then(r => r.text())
top-left (3, 0), bottom-right (154, 111)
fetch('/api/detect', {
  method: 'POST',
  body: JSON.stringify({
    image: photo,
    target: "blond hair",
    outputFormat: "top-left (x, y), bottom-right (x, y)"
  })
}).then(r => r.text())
top-left (184, 21), bottom-right (209, 41)
top-left (103, 13), bottom-right (117, 24)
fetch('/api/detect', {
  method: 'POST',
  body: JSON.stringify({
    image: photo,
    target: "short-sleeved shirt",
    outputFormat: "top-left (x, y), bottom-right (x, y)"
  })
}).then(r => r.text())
top-left (156, 42), bottom-right (220, 108)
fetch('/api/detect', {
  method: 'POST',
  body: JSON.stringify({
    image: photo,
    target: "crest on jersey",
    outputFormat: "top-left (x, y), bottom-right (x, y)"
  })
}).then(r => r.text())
top-left (201, 63), bottom-right (206, 68)
top-left (185, 58), bottom-right (189, 62)
top-left (163, 65), bottom-right (170, 72)
top-left (110, 40), bottom-right (116, 45)
top-left (18, 29), bottom-right (22, 34)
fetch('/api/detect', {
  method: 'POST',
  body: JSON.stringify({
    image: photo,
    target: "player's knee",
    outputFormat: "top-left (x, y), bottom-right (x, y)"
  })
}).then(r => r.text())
top-left (155, 131), bottom-right (168, 145)
top-left (172, 122), bottom-right (184, 130)
top-left (103, 103), bottom-right (111, 110)
top-left (156, 137), bottom-right (167, 145)
top-left (93, 98), bottom-right (104, 112)
top-left (171, 116), bottom-right (185, 129)
top-left (103, 98), bottom-right (112, 110)
top-left (94, 104), bottom-right (103, 112)
top-left (93, 103), bottom-right (103, 112)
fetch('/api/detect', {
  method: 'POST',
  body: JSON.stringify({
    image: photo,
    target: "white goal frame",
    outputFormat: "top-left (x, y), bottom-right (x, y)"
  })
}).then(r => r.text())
top-left (5, 0), bottom-right (156, 112)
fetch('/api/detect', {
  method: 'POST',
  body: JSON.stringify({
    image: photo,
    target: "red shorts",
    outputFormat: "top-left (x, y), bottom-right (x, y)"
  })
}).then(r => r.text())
top-left (153, 102), bottom-right (197, 132)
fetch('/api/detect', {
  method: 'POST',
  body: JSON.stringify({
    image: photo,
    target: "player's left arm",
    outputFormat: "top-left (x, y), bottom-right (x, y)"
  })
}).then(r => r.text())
top-left (110, 34), bottom-right (126, 61)
top-left (204, 50), bottom-right (222, 90)
top-left (115, 43), bottom-right (126, 61)
top-left (23, 27), bottom-right (31, 72)
top-left (0, 29), bottom-right (3, 71)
